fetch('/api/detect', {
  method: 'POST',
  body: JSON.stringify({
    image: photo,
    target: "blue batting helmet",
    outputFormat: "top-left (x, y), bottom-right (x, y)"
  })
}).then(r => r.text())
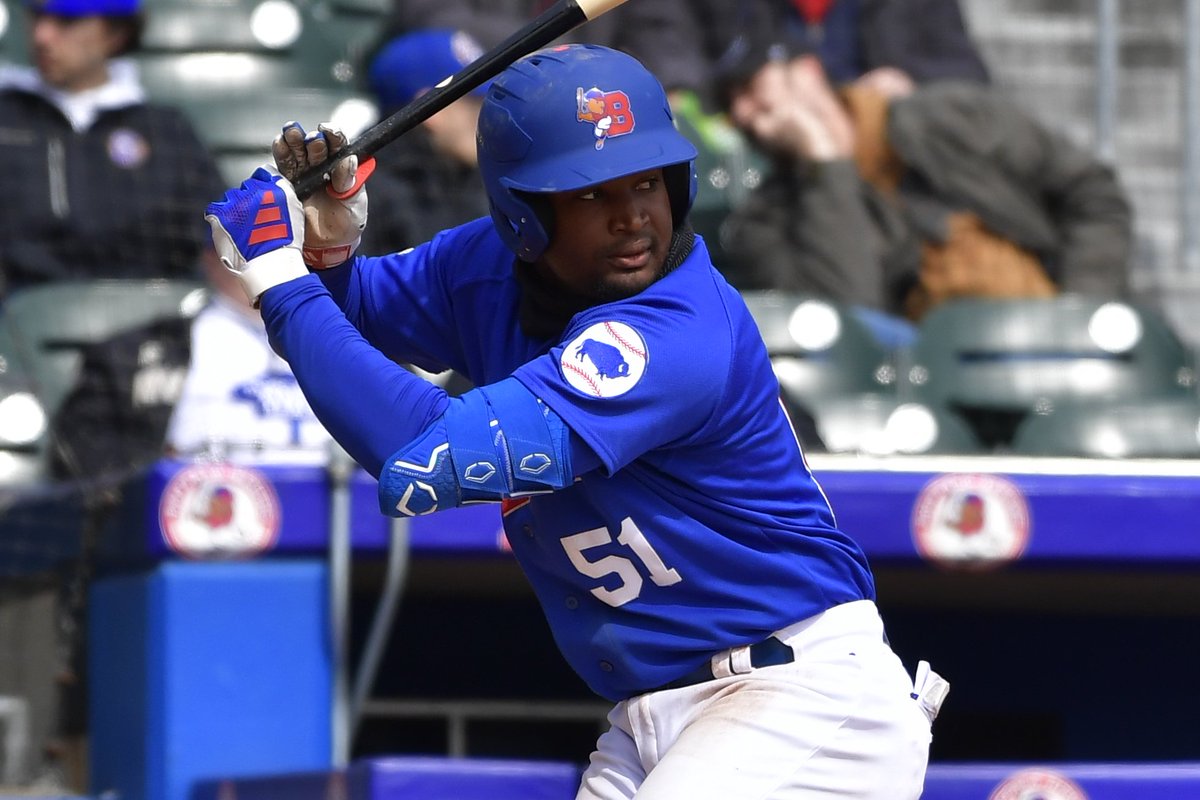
top-left (477, 44), bottom-right (699, 262)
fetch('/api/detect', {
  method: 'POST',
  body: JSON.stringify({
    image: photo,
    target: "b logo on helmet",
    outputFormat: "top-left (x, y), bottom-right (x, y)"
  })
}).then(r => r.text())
top-left (575, 86), bottom-right (635, 150)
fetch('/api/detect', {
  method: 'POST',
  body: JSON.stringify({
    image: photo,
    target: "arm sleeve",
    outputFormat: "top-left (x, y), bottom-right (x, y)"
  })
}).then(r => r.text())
top-left (311, 229), bottom-right (494, 375)
top-left (259, 274), bottom-right (450, 477)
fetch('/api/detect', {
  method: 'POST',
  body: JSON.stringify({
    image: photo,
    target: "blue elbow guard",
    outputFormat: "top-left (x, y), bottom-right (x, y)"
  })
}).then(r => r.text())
top-left (379, 378), bottom-right (573, 517)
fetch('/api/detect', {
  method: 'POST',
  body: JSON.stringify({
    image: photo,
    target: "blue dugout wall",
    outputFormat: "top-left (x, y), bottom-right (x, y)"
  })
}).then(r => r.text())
top-left (77, 455), bottom-right (1200, 799)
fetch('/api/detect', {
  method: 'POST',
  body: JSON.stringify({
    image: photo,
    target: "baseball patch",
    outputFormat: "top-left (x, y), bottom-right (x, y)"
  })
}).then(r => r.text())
top-left (910, 472), bottom-right (1030, 570)
top-left (159, 462), bottom-right (281, 559)
top-left (561, 321), bottom-right (647, 398)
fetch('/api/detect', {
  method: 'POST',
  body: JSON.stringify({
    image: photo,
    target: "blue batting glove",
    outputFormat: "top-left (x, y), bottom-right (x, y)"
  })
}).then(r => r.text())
top-left (205, 165), bottom-right (310, 305)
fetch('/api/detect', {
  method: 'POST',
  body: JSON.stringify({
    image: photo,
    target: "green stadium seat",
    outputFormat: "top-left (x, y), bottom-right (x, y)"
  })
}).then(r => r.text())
top-left (807, 393), bottom-right (986, 455)
top-left (297, 0), bottom-right (389, 84)
top-left (141, 4), bottom-right (281, 54)
top-left (216, 152), bottom-right (272, 188)
top-left (0, 0), bottom-right (29, 65)
top-left (136, 49), bottom-right (344, 103)
top-left (742, 290), bottom-right (896, 401)
top-left (136, 66), bottom-right (377, 184)
top-left (0, 327), bottom-right (48, 487)
top-left (901, 295), bottom-right (1199, 448)
top-left (1012, 395), bottom-right (1200, 458)
top-left (737, 291), bottom-right (963, 454)
top-left (193, 87), bottom-right (375, 151)
top-left (320, 0), bottom-right (389, 15)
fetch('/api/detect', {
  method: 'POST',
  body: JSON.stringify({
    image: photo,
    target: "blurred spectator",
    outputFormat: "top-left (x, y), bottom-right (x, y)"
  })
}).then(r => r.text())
top-left (707, 0), bottom-right (990, 92)
top-left (356, 27), bottom-right (494, 255)
top-left (386, 0), bottom-right (989, 112)
top-left (383, 0), bottom-right (704, 104)
top-left (720, 49), bottom-right (1132, 340)
top-left (0, 0), bottom-right (225, 298)
top-left (48, 297), bottom-right (193, 481)
top-left (50, 256), bottom-right (333, 481)
top-left (162, 255), bottom-right (334, 465)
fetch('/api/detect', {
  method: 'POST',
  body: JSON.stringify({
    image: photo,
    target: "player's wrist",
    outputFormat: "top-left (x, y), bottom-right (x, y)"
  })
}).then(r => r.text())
top-left (239, 247), bottom-right (310, 304)
top-left (303, 236), bottom-right (361, 269)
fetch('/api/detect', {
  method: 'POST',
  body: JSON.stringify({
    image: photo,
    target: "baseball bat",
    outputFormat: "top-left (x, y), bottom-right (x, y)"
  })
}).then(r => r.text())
top-left (294, 0), bottom-right (632, 199)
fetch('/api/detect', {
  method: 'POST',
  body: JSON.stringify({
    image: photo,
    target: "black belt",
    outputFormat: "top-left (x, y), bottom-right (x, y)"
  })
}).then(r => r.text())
top-left (660, 636), bottom-right (795, 692)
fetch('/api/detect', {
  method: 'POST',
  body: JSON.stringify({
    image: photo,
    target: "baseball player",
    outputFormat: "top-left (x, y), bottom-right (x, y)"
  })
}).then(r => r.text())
top-left (205, 44), bottom-right (947, 799)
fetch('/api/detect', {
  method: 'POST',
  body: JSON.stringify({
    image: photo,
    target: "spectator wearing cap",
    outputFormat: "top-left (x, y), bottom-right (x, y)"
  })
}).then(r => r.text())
top-left (354, 27), bottom-right (494, 256)
top-left (0, 0), bottom-right (226, 298)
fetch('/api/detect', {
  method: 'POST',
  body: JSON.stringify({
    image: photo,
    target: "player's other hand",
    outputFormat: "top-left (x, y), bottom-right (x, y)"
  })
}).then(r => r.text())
top-left (205, 166), bottom-right (309, 306)
top-left (272, 122), bottom-right (374, 269)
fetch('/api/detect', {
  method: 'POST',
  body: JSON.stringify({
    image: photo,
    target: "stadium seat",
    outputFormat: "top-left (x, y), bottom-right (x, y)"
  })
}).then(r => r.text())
top-left (216, 152), bottom-right (272, 188)
top-left (167, 85), bottom-right (374, 163)
top-left (141, 4), bottom-right (284, 54)
top-left (318, 0), bottom-right (389, 15)
top-left (296, 0), bottom-right (390, 85)
top-left (0, 280), bottom-right (207, 482)
top-left (901, 296), bottom-right (1199, 448)
top-left (1012, 395), bottom-right (1200, 458)
top-left (0, 0), bottom-right (29, 65)
top-left (743, 290), bottom-right (897, 400)
top-left (136, 49), bottom-right (348, 103)
top-left (134, 0), bottom-right (367, 98)
top-left (806, 393), bottom-right (986, 455)
top-left (136, 63), bottom-right (378, 185)
top-left (0, 327), bottom-right (47, 486)
top-left (737, 291), bottom-right (970, 454)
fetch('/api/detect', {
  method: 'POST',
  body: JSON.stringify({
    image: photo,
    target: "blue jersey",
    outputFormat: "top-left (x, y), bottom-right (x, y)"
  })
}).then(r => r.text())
top-left (267, 218), bottom-right (875, 701)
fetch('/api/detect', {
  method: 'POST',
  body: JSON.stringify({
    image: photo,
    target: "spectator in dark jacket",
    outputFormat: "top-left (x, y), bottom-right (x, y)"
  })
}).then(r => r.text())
top-left (387, 0), bottom-right (989, 111)
top-left (0, 0), bottom-right (225, 298)
top-left (384, 0), bottom-right (701, 96)
top-left (720, 46), bottom-right (1132, 340)
top-left (708, 0), bottom-right (991, 89)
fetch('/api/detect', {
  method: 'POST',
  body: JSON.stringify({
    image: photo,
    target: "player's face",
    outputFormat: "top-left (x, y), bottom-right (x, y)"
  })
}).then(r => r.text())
top-left (540, 168), bottom-right (673, 303)
top-left (30, 13), bottom-right (122, 92)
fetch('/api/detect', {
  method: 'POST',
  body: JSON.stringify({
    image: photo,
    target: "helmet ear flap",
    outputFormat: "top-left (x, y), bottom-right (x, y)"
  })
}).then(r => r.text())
top-left (663, 162), bottom-right (698, 230)
top-left (516, 191), bottom-right (555, 258)
top-left (493, 190), bottom-right (554, 262)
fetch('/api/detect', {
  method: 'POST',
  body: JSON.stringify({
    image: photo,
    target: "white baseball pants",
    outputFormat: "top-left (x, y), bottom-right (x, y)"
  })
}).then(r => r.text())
top-left (576, 601), bottom-right (938, 800)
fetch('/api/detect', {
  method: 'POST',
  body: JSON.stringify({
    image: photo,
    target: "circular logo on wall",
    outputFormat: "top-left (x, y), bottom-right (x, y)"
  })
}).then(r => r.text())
top-left (561, 320), bottom-right (648, 398)
top-left (989, 767), bottom-right (1088, 800)
top-left (911, 472), bottom-right (1030, 570)
top-left (159, 463), bottom-right (281, 559)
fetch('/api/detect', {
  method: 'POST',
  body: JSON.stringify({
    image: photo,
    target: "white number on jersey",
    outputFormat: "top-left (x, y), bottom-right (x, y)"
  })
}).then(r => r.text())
top-left (560, 517), bottom-right (682, 608)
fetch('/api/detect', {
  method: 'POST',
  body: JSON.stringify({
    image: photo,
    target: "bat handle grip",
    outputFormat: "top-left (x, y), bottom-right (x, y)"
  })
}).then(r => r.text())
top-left (294, 153), bottom-right (349, 200)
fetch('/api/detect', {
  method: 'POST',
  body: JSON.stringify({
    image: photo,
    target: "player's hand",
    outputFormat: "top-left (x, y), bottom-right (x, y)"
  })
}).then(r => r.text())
top-left (272, 122), bottom-right (373, 269)
top-left (204, 165), bottom-right (309, 305)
